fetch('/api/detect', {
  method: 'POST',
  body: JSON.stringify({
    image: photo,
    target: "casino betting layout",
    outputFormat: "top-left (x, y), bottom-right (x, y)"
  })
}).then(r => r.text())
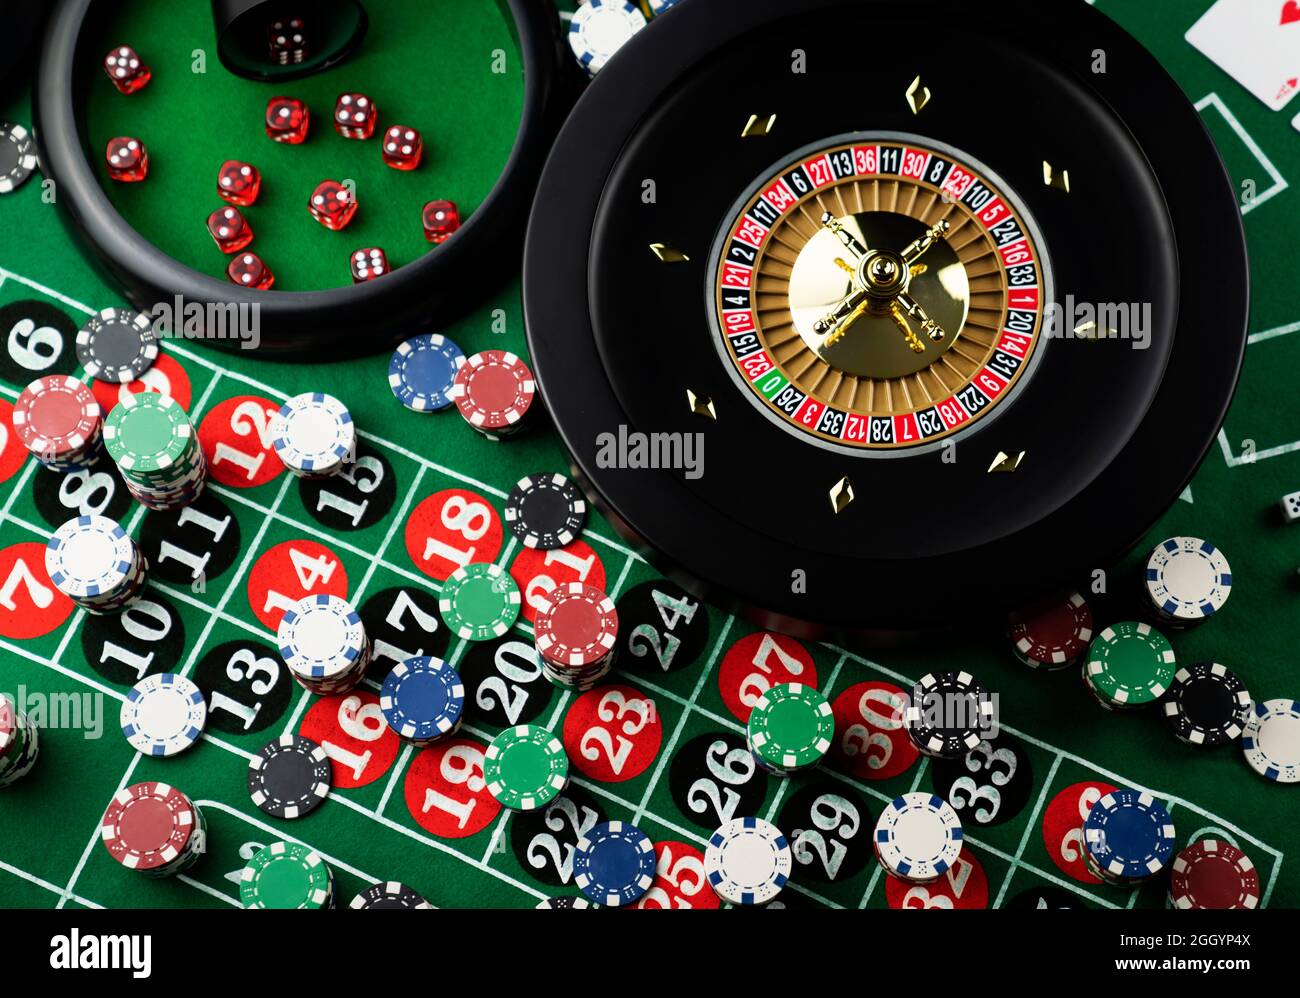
top-left (2, 0), bottom-right (1300, 930)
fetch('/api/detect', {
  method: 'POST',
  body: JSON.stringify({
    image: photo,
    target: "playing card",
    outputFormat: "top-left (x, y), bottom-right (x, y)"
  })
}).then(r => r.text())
top-left (1186, 0), bottom-right (1300, 110)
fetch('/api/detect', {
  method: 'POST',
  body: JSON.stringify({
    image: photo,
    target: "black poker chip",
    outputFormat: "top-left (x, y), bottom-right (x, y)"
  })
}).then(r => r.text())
top-left (504, 473), bottom-right (586, 550)
top-left (75, 307), bottom-right (159, 384)
top-left (0, 122), bottom-right (38, 195)
top-left (535, 896), bottom-right (594, 909)
top-left (904, 671), bottom-right (993, 759)
top-left (349, 882), bottom-right (433, 909)
top-left (247, 733), bottom-right (332, 819)
top-left (1162, 662), bottom-right (1252, 747)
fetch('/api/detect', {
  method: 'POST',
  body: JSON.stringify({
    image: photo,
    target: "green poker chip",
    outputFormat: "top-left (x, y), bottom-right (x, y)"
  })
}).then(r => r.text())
top-left (438, 562), bottom-right (521, 641)
top-left (484, 724), bottom-right (569, 811)
top-left (103, 391), bottom-right (195, 474)
top-left (1084, 621), bottom-right (1176, 708)
top-left (240, 841), bottom-right (334, 909)
top-left (747, 682), bottom-right (834, 770)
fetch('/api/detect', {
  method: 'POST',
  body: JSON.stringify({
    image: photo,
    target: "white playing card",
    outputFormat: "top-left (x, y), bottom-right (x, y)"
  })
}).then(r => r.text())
top-left (1186, 0), bottom-right (1300, 110)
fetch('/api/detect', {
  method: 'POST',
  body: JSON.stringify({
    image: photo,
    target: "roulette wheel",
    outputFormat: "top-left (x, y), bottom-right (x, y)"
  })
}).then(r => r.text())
top-left (523, 0), bottom-right (1249, 634)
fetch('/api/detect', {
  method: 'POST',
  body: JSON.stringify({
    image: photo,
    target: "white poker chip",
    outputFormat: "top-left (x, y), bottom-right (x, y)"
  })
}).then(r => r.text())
top-left (703, 817), bottom-right (792, 905)
top-left (568, 0), bottom-right (646, 77)
top-left (44, 515), bottom-right (136, 599)
top-left (1242, 699), bottom-right (1300, 784)
top-left (270, 392), bottom-right (355, 475)
top-left (120, 674), bottom-right (207, 757)
top-left (872, 792), bottom-right (964, 884)
top-left (278, 594), bottom-right (367, 681)
top-left (1143, 536), bottom-right (1232, 623)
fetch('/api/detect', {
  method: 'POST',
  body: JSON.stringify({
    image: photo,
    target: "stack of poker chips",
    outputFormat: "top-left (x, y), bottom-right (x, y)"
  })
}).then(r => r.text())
top-left (277, 593), bottom-right (371, 695)
top-left (103, 391), bottom-right (208, 511)
top-left (270, 392), bottom-right (356, 479)
top-left (533, 582), bottom-right (619, 691)
top-left (449, 350), bottom-right (536, 441)
top-left (100, 781), bottom-right (207, 878)
top-left (0, 695), bottom-right (40, 788)
top-left (379, 656), bottom-right (466, 746)
top-left (1141, 536), bottom-right (1232, 629)
top-left (45, 514), bottom-right (148, 614)
top-left (12, 375), bottom-right (105, 472)
top-left (241, 841), bottom-right (335, 909)
top-left (872, 792), bottom-right (964, 886)
top-left (1081, 787), bottom-right (1176, 887)
top-left (1082, 621), bottom-right (1177, 712)
top-left (746, 683), bottom-right (834, 776)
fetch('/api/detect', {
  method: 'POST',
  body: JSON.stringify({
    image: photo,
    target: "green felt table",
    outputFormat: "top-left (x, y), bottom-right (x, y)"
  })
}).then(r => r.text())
top-left (0, 0), bottom-right (1298, 911)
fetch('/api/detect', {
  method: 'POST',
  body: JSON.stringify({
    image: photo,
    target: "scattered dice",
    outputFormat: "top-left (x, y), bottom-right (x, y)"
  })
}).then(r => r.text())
top-left (217, 160), bottom-right (261, 206)
top-left (381, 126), bottom-right (423, 170)
top-left (103, 45), bottom-right (151, 94)
top-left (207, 207), bottom-right (254, 254)
top-left (267, 18), bottom-right (309, 65)
top-left (351, 248), bottom-right (389, 282)
top-left (334, 93), bottom-right (377, 139)
top-left (1281, 491), bottom-right (1300, 524)
top-left (309, 180), bottom-right (358, 231)
top-left (266, 96), bottom-right (310, 144)
top-left (422, 200), bottom-right (460, 244)
top-left (227, 252), bottom-right (275, 290)
top-left (105, 137), bottom-right (148, 183)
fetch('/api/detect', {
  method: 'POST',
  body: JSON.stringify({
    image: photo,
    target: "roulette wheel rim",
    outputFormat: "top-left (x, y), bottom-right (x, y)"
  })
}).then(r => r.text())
top-left (523, 0), bottom-right (1248, 634)
top-left (32, 0), bottom-right (569, 357)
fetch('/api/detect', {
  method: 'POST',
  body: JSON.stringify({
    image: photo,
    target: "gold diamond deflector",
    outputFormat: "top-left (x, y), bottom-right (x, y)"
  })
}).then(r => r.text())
top-left (829, 476), bottom-right (855, 513)
top-left (687, 389), bottom-right (717, 420)
top-left (1042, 161), bottom-right (1071, 192)
top-left (650, 243), bottom-right (690, 263)
top-left (988, 450), bottom-right (1026, 473)
top-left (906, 76), bottom-right (931, 114)
top-left (742, 114), bottom-right (777, 138)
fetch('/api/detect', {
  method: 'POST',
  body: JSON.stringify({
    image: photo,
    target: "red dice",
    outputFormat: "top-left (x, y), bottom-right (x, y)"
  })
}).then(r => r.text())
top-left (103, 45), bottom-right (151, 94)
top-left (227, 252), bottom-right (275, 290)
top-left (334, 93), bottom-right (377, 139)
top-left (207, 207), bottom-right (254, 254)
top-left (351, 248), bottom-right (389, 282)
top-left (105, 137), bottom-right (148, 183)
top-left (217, 160), bottom-right (261, 206)
top-left (422, 200), bottom-right (460, 244)
top-left (381, 126), bottom-right (423, 170)
top-left (266, 97), bottom-right (310, 144)
top-left (268, 18), bottom-right (309, 65)
top-left (309, 180), bottom-right (358, 231)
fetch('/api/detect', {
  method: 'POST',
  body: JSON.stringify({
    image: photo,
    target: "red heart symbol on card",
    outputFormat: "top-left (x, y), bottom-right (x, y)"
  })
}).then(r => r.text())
top-left (1283, 1), bottom-right (1300, 26)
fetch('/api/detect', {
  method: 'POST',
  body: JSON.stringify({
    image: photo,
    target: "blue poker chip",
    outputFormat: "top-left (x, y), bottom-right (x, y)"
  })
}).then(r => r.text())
top-left (388, 334), bottom-right (466, 412)
top-left (1082, 788), bottom-right (1176, 881)
top-left (573, 820), bottom-right (656, 906)
top-left (379, 656), bottom-right (465, 745)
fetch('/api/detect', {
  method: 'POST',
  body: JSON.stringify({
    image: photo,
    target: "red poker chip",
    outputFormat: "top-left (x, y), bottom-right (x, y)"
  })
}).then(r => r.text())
top-left (1169, 839), bottom-right (1260, 909)
top-left (535, 582), bottom-right (619, 668)
top-left (1007, 590), bottom-right (1092, 670)
top-left (12, 376), bottom-right (102, 456)
top-left (100, 781), bottom-right (197, 871)
top-left (450, 350), bottom-right (535, 431)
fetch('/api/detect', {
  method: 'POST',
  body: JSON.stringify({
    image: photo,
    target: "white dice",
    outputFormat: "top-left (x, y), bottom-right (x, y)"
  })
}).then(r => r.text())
top-left (1282, 491), bottom-right (1300, 524)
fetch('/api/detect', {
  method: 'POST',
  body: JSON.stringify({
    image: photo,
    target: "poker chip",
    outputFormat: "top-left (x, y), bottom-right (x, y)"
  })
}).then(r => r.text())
top-left (103, 390), bottom-right (207, 511)
top-left (1007, 591), bottom-right (1093, 670)
top-left (1143, 536), bottom-right (1232, 624)
top-left (648, 0), bottom-right (680, 12)
top-left (568, 0), bottom-right (647, 77)
top-left (1162, 662), bottom-right (1251, 747)
top-left (120, 673), bottom-right (207, 757)
top-left (270, 392), bottom-right (356, 478)
top-left (100, 782), bottom-right (205, 877)
top-left (505, 473), bottom-right (587, 550)
top-left (350, 882), bottom-right (433, 909)
top-left (380, 656), bottom-right (466, 745)
top-left (573, 820), bottom-right (656, 907)
top-left (903, 671), bottom-right (993, 758)
top-left (1169, 839), bottom-right (1260, 910)
top-left (1241, 698), bottom-right (1300, 783)
top-left (12, 375), bottom-right (104, 470)
top-left (534, 582), bottom-right (619, 690)
top-left (1084, 622), bottom-right (1177, 709)
top-left (704, 816), bottom-right (792, 905)
top-left (438, 562), bottom-right (521, 641)
top-left (747, 683), bottom-right (833, 774)
top-left (484, 724), bottom-right (569, 811)
top-left (0, 121), bottom-right (38, 194)
top-left (75, 307), bottom-right (158, 384)
top-left (872, 792), bottom-right (963, 884)
top-left (0, 695), bottom-right (40, 788)
top-left (388, 333), bottom-right (465, 412)
top-left (45, 514), bottom-right (148, 613)
top-left (536, 896), bottom-right (593, 909)
top-left (277, 594), bottom-right (371, 695)
top-left (449, 350), bottom-right (536, 437)
top-left (247, 734), bottom-right (332, 820)
top-left (240, 841), bottom-right (335, 909)
top-left (1082, 788), bottom-right (1176, 883)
